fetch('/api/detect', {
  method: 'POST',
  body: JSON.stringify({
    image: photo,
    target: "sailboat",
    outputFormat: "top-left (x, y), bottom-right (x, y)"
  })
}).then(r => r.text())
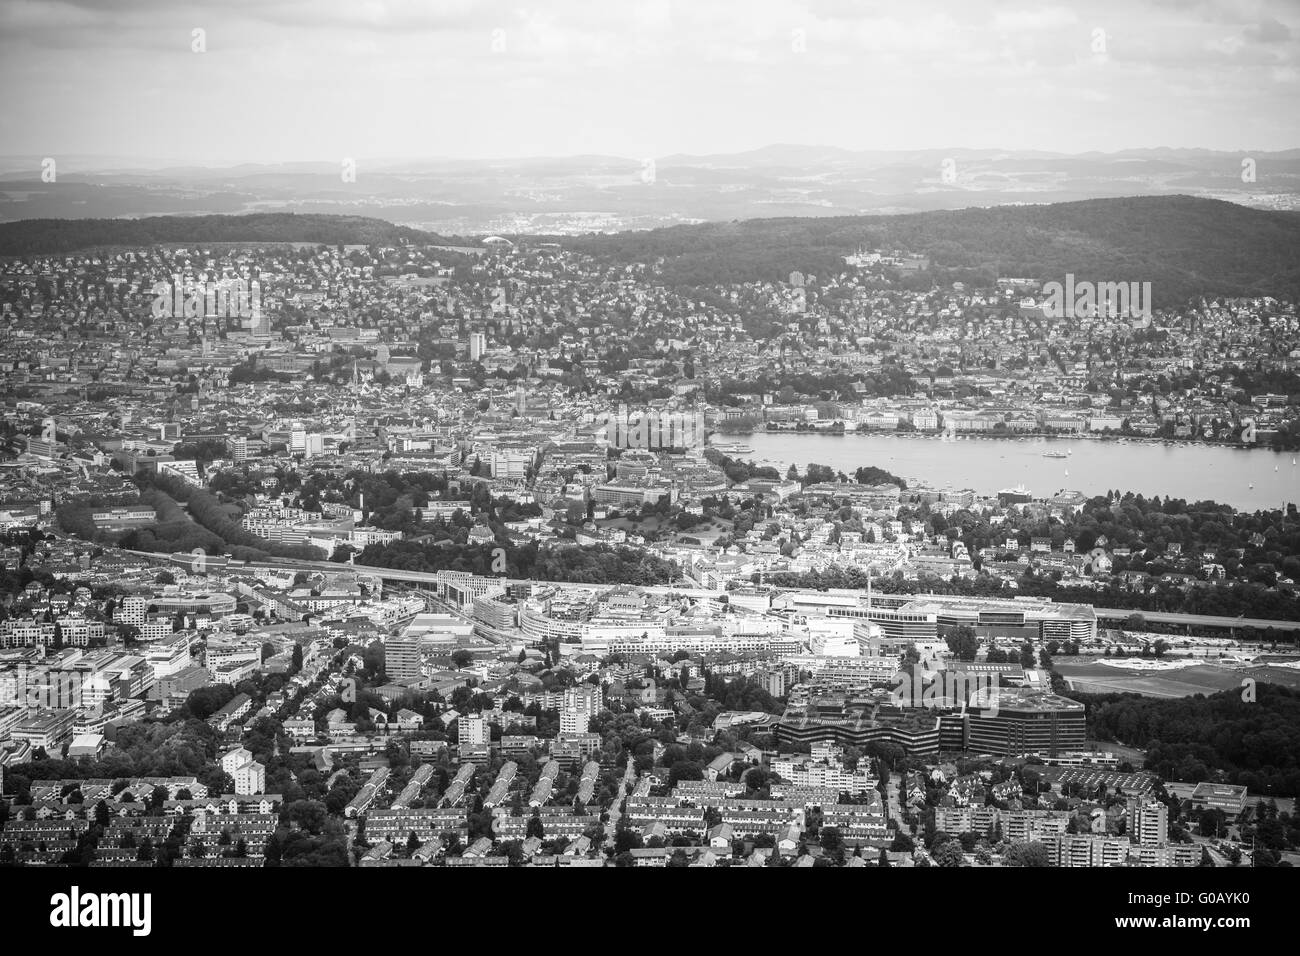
top-left (1064, 468), bottom-right (1069, 478)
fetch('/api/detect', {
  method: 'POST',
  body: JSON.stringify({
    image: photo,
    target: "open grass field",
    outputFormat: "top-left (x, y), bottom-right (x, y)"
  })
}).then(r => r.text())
top-left (1056, 657), bottom-right (1251, 698)
top-left (1055, 655), bottom-right (1300, 697)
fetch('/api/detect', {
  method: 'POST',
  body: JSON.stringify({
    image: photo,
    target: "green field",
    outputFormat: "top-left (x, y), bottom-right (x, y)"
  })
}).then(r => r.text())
top-left (1055, 656), bottom-right (1300, 697)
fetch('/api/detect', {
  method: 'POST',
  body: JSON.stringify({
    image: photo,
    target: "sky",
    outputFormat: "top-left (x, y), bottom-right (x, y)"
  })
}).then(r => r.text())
top-left (0, 0), bottom-right (1298, 165)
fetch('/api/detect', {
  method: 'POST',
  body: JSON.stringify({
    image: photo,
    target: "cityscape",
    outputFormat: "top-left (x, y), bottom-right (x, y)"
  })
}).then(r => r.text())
top-left (0, 1), bottom-right (1296, 922)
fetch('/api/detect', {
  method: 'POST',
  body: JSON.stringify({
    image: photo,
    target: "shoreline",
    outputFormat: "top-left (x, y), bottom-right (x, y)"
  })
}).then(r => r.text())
top-left (713, 428), bottom-right (1296, 454)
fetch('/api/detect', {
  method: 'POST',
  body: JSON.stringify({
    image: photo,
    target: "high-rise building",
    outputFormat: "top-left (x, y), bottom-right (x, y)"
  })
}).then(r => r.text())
top-left (559, 684), bottom-right (598, 735)
top-left (1129, 799), bottom-right (1169, 846)
top-left (384, 634), bottom-right (423, 681)
top-left (560, 709), bottom-right (590, 735)
top-left (460, 713), bottom-right (490, 747)
top-left (469, 331), bottom-right (487, 362)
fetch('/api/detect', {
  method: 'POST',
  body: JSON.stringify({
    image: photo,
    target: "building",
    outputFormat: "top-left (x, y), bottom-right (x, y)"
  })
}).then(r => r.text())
top-left (963, 691), bottom-right (1086, 757)
top-left (144, 632), bottom-right (193, 678)
top-left (1044, 833), bottom-right (1130, 867)
top-left (208, 692), bottom-right (252, 731)
top-left (1189, 782), bottom-right (1249, 818)
top-left (11, 709), bottom-right (77, 750)
top-left (460, 713), bottom-right (490, 748)
top-left (1129, 799), bottom-right (1168, 846)
top-left (385, 634), bottom-right (423, 681)
top-left (776, 695), bottom-right (940, 756)
top-left (221, 746), bottom-right (266, 795)
top-left (469, 331), bottom-right (487, 362)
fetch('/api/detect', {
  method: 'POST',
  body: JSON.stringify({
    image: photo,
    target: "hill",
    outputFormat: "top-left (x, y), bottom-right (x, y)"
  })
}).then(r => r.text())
top-left (0, 212), bottom-right (444, 255)
top-left (555, 195), bottom-right (1300, 307)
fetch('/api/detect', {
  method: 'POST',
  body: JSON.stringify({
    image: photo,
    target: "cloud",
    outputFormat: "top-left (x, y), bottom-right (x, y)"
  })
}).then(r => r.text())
top-left (0, 0), bottom-right (1296, 160)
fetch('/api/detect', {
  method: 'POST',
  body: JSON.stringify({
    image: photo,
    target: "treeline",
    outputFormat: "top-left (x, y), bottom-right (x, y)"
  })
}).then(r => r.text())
top-left (357, 539), bottom-right (677, 586)
top-left (1076, 684), bottom-right (1300, 796)
top-left (918, 492), bottom-right (1300, 590)
top-left (129, 473), bottom-right (325, 562)
top-left (702, 449), bottom-right (780, 485)
top-left (117, 486), bottom-right (227, 555)
top-left (756, 565), bottom-right (1300, 623)
top-left (1, 719), bottom-right (229, 800)
top-left (0, 213), bottom-right (440, 256)
top-left (558, 196), bottom-right (1300, 307)
top-left (710, 367), bottom-right (916, 404)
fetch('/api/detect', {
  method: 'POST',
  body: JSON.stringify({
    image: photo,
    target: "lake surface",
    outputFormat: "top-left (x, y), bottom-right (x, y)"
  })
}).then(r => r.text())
top-left (733, 432), bottom-right (1298, 511)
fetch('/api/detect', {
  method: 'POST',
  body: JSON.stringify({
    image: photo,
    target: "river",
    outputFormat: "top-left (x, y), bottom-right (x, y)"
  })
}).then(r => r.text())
top-left (728, 432), bottom-right (1298, 511)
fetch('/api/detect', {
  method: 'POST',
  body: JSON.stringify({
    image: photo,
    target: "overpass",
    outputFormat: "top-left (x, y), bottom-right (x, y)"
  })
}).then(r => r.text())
top-left (124, 550), bottom-right (1300, 632)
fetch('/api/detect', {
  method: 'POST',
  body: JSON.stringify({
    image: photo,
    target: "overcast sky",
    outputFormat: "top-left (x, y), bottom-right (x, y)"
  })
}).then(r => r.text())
top-left (1, 0), bottom-right (1297, 165)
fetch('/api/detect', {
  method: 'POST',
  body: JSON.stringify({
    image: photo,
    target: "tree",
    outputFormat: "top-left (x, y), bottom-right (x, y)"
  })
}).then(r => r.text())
top-left (668, 760), bottom-right (704, 786)
top-left (820, 826), bottom-right (845, 863)
top-left (526, 811), bottom-right (545, 841)
top-left (1004, 841), bottom-right (1051, 867)
top-left (451, 650), bottom-right (473, 669)
top-left (933, 840), bottom-right (964, 867)
top-left (945, 625), bottom-right (979, 662)
top-left (285, 799), bottom-right (328, 835)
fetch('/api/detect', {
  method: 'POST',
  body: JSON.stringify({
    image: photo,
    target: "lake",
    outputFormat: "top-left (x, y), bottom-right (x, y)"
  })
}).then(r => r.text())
top-left (734, 432), bottom-right (1298, 511)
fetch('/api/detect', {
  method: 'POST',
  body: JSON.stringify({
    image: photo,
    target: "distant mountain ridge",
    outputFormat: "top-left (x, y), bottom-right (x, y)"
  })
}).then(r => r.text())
top-left (2, 197), bottom-right (1297, 308)
top-left (1, 145), bottom-right (1296, 232)
top-left (555, 195), bottom-right (1300, 307)
top-left (0, 212), bottom-right (444, 256)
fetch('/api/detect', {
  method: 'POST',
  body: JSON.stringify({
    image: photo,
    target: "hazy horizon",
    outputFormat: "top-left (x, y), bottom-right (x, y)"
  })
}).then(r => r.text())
top-left (2, 0), bottom-right (1299, 164)
top-left (4, 144), bottom-right (1300, 176)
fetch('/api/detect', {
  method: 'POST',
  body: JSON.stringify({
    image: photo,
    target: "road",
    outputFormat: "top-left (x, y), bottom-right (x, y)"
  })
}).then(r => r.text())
top-left (127, 550), bottom-right (1300, 632)
top-left (605, 760), bottom-right (637, 846)
top-left (884, 772), bottom-right (903, 825)
top-left (1092, 608), bottom-right (1300, 632)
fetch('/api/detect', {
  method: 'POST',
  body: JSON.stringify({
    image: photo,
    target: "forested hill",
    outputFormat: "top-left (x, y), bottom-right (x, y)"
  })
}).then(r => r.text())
top-left (557, 195), bottom-right (1300, 307)
top-left (0, 212), bottom-right (444, 255)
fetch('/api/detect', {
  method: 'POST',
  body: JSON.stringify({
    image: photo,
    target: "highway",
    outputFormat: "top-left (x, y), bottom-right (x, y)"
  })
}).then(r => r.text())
top-left (125, 550), bottom-right (1300, 632)
top-left (129, 550), bottom-right (721, 599)
top-left (1091, 608), bottom-right (1300, 632)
